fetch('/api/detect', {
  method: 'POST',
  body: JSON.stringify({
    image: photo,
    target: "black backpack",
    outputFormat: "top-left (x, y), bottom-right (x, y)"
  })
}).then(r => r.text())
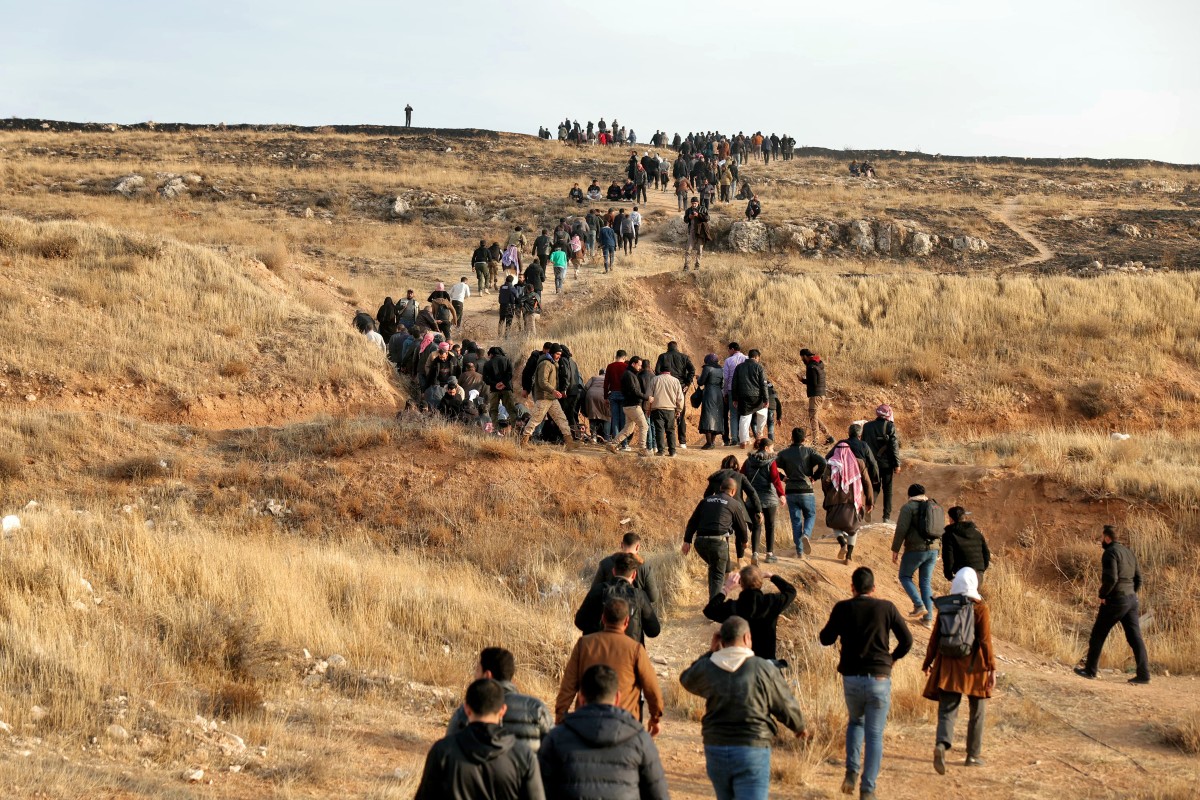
top-left (915, 499), bottom-right (945, 543)
top-left (498, 285), bottom-right (514, 307)
top-left (933, 594), bottom-right (976, 658)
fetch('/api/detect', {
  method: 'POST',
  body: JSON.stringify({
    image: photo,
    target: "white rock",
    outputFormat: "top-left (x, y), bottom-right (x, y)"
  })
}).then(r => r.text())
top-left (158, 176), bottom-right (188, 200)
top-left (302, 648), bottom-right (312, 660)
top-left (105, 724), bottom-right (129, 741)
top-left (908, 232), bottom-right (937, 257)
top-left (182, 173), bottom-right (203, 185)
top-left (30, 706), bottom-right (48, 722)
top-left (1116, 223), bottom-right (1141, 238)
top-left (218, 732), bottom-right (246, 756)
top-left (121, 505), bottom-right (135, 515)
top-left (80, 578), bottom-right (95, 594)
top-left (183, 768), bottom-right (205, 783)
top-left (845, 220), bottom-right (876, 253)
top-left (389, 197), bottom-right (411, 218)
top-left (0, 721), bottom-right (12, 734)
top-left (71, 600), bottom-right (89, 613)
top-left (24, 500), bottom-right (39, 511)
top-left (727, 220), bottom-right (770, 253)
top-left (113, 175), bottom-right (145, 196)
top-left (2, 515), bottom-right (20, 534)
top-left (1110, 433), bottom-right (1131, 441)
top-left (951, 236), bottom-right (989, 253)
top-left (326, 654), bottom-right (347, 669)
top-left (303, 207), bottom-right (315, 218)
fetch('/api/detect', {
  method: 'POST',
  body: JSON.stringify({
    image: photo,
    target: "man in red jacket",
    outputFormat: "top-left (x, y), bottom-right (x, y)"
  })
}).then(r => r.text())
top-left (604, 350), bottom-right (630, 448)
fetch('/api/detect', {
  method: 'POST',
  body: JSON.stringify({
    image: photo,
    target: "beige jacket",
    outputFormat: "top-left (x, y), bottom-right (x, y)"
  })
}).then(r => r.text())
top-left (649, 373), bottom-right (685, 414)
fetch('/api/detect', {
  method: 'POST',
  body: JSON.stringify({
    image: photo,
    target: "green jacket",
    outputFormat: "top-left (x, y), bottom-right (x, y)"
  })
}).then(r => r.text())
top-left (891, 497), bottom-right (938, 553)
top-left (533, 356), bottom-right (559, 402)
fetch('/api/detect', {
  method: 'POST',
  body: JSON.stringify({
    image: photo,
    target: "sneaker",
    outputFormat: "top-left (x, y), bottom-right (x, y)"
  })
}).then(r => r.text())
top-left (765, 553), bottom-right (778, 564)
top-left (678, 444), bottom-right (687, 450)
top-left (1128, 676), bottom-right (1151, 685)
top-left (920, 617), bottom-right (933, 629)
top-left (909, 605), bottom-right (925, 616)
top-left (840, 771), bottom-right (858, 795)
top-left (795, 547), bottom-right (804, 559)
top-left (700, 443), bottom-right (715, 450)
top-left (1073, 667), bottom-right (1096, 680)
top-left (620, 445), bottom-right (631, 452)
top-left (933, 743), bottom-right (946, 775)
top-left (802, 537), bottom-right (812, 555)
top-left (965, 756), bottom-right (985, 767)
top-left (667, 452), bottom-right (676, 458)
top-left (750, 554), bottom-right (760, 566)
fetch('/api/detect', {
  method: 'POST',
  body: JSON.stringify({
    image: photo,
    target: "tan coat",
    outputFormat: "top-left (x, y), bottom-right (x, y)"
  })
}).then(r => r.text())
top-left (533, 356), bottom-right (559, 401)
top-left (922, 601), bottom-right (996, 699)
top-left (555, 629), bottom-right (663, 724)
top-left (648, 373), bottom-right (685, 415)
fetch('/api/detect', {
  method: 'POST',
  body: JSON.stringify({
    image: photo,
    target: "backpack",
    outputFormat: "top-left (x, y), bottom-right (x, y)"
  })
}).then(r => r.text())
top-left (933, 594), bottom-right (976, 658)
top-left (498, 285), bottom-right (514, 307)
top-left (915, 499), bottom-right (944, 543)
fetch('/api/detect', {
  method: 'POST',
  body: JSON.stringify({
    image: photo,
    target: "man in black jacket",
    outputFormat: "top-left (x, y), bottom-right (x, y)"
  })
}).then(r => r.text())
top-left (942, 507), bottom-right (991, 581)
top-left (732, 350), bottom-right (769, 447)
top-left (539, 664), bottom-right (669, 800)
top-left (654, 341), bottom-right (696, 449)
top-left (607, 357), bottom-right (650, 456)
top-left (680, 617), bottom-right (807, 800)
top-left (683, 478), bottom-right (752, 597)
top-left (483, 347), bottom-right (518, 424)
top-left (819, 567), bottom-right (912, 800)
top-left (531, 229), bottom-right (553, 269)
top-left (703, 566), bottom-right (797, 661)
top-left (799, 348), bottom-right (833, 445)
top-left (472, 240), bottom-right (492, 294)
top-left (592, 532), bottom-right (662, 609)
top-left (415, 678), bottom-right (545, 800)
top-left (776, 427), bottom-right (827, 559)
top-left (446, 648), bottom-right (553, 753)
top-left (1075, 526), bottom-right (1151, 684)
top-left (861, 405), bottom-right (901, 522)
top-left (575, 553), bottom-right (661, 644)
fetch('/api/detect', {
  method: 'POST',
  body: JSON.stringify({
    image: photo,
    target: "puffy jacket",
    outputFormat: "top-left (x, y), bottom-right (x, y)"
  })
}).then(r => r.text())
top-left (679, 650), bottom-right (806, 747)
top-left (861, 417), bottom-right (901, 471)
top-left (620, 368), bottom-right (647, 407)
top-left (533, 356), bottom-right (559, 402)
top-left (538, 704), bottom-right (669, 800)
top-left (414, 722), bottom-right (544, 800)
top-left (704, 468), bottom-right (763, 517)
top-left (732, 359), bottom-right (768, 411)
top-left (654, 348), bottom-right (695, 386)
top-left (775, 445), bottom-right (826, 495)
top-left (702, 575), bottom-right (797, 660)
top-left (802, 358), bottom-right (826, 397)
top-left (741, 451), bottom-right (785, 509)
top-left (447, 681), bottom-right (553, 753)
top-left (942, 521), bottom-right (991, 581)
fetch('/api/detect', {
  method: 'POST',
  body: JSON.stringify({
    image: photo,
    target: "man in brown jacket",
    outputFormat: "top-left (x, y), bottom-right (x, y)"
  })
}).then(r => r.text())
top-left (522, 345), bottom-right (578, 451)
top-left (648, 366), bottom-right (685, 457)
top-left (554, 598), bottom-right (664, 736)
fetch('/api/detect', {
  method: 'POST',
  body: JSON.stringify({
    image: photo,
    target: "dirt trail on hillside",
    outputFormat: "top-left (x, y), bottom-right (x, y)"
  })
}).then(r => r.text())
top-left (995, 198), bottom-right (1054, 269)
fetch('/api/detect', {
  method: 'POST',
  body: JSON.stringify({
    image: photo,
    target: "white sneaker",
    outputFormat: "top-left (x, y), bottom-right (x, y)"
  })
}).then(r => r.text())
top-left (678, 444), bottom-right (687, 450)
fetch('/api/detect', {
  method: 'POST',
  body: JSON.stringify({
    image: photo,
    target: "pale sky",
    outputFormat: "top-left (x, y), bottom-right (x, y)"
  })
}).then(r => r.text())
top-left (4, 0), bottom-right (1199, 163)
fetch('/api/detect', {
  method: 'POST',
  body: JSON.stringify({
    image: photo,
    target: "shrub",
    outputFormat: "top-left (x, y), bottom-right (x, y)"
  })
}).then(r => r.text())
top-left (219, 361), bottom-right (250, 378)
top-left (31, 234), bottom-right (79, 260)
top-left (1154, 712), bottom-right (1200, 754)
top-left (868, 366), bottom-right (895, 386)
top-left (0, 453), bottom-right (22, 480)
top-left (1071, 381), bottom-right (1111, 419)
top-left (257, 244), bottom-right (290, 272)
top-left (108, 455), bottom-right (175, 481)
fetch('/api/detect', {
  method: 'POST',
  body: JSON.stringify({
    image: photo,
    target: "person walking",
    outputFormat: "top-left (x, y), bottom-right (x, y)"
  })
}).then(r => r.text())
top-left (648, 364), bottom-right (685, 457)
top-left (722, 343), bottom-right (748, 447)
top-left (923, 567), bottom-right (995, 773)
top-left (1074, 525), bottom-right (1151, 684)
top-left (741, 438), bottom-right (786, 564)
top-left (891, 484), bottom-right (942, 628)
top-left (829, 424), bottom-right (880, 496)
top-left (683, 196), bottom-right (710, 271)
top-left (607, 356), bottom-right (650, 456)
top-left (941, 507), bottom-right (991, 582)
top-left (819, 567), bottom-right (913, 800)
top-left (604, 351), bottom-right (630, 445)
top-left (799, 348), bottom-right (833, 445)
top-left (574, 552), bottom-right (661, 645)
top-left (472, 240), bottom-right (492, 295)
top-left (697, 353), bottom-right (725, 450)
top-left (732, 350), bottom-right (769, 447)
top-left (861, 405), bottom-right (901, 522)
top-left (776, 427), bottom-right (827, 559)
top-left (703, 566), bottom-right (797, 661)
top-left (415, 678), bottom-right (545, 800)
top-left (592, 532), bottom-right (662, 609)
top-left (497, 277), bottom-right (518, 337)
top-left (521, 345), bottom-right (580, 451)
top-left (682, 478), bottom-right (752, 598)
top-left (822, 442), bottom-right (874, 565)
top-left (555, 599), bottom-right (665, 731)
top-left (446, 648), bottom-right (553, 753)
top-left (598, 221), bottom-right (617, 272)
top-left (680, 616), bottom-right (808, 800)
top-left (538, 664), bottom-right (670, 800)
top-left (449, 276), bottom-right (471, 329)
top-left (582, 369), bottom-right (611, 442)
top-left (654, 341), bottom-right (696, 449)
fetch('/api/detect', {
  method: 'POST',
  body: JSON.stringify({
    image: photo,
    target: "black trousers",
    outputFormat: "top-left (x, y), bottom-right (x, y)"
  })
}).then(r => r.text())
top-left (878, 468), bottom-right (896, 521)
top-left (752, 505), bottom-right (777, 555)
top-left (650, 409), bottom-right (678, 455)
top-left (1084, 593), bottom-right (1150, 680)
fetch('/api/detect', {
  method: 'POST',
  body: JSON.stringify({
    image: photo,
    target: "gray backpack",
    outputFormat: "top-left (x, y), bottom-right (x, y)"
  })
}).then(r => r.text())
top-left (933, 594), bottom-right (976, 658)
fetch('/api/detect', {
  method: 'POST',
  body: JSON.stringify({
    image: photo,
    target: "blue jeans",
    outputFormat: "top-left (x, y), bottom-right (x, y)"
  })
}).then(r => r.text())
top-left (704, 745), bottom-right (771, 800)
top-left (899, 549), bottom-right (938, 619)
top-left (608, 392), bottom-right (626, 443)
top-left (786, 493), bottom-right (817, 549)
top-left (843, 675), bottom-right (891, 794)
top-left (603, 246), bottom-right (615, 271)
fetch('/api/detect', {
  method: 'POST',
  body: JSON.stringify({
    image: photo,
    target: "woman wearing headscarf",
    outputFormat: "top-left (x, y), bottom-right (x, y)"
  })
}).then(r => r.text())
top-left (376, 297), bottom-right (398, 343)
top-left (821, 441), bottom-right (874, 564)
top-left (582, 368), bottom-right (611, 442)
top-left (427, 281), bottom-right (450, 303)
top-left (922, 567), bottom-right (995, 773)
top-left (696, 353), bottom-right (725, 450)
top-left (741, 438), bottom-right (787, 564)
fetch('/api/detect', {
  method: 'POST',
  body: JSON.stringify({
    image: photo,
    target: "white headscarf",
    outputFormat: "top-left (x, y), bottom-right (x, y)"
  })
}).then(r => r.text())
top-left (951, 567), bottom-right (983, 602)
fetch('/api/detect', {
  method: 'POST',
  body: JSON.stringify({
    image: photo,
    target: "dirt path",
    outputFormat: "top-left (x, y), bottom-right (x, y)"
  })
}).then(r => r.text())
top-left (995, 198), bottom-right (1054, 269)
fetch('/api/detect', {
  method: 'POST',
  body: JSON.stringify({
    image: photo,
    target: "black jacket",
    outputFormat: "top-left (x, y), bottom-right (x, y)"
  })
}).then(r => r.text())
top-left (703, 575), bottom-right (797, 660)
top-left (861, 417), bottom-right (901, 471)
top-left (679, 652), bottom-right (806, 747)
top-left (684, 493), bottom-right (751, 560)
top-left (654, 349), bottom-right (696, 386)
top-left (447, 681), bottom-right (554, 753)
top-left (620, 368), bottom-right (647, 407)
top-left (482, 354), bottom-right (514, 391)
top-left (592, 553), bottom-right (661, 608)
top-left (537, 704), bottom-right (669, 800)
top-left (818, 595), bottom-right (913, 677)
top-left (574, 578), bottom-right (660, 644)
top-left (802, 359), bottom-right (826, 397)
top-left (775, 445), bottom-right (826, 495)
top-left (472, 246), bottom-right (492, 265)
top-left (704, 469), bottom-right (763, 517)
top-left (829, 437), bottom-right (880, 488)
top-left (732, 359), bottom-right (768, 411)
top-left (415, 722), bottom-right (545, 800)
top-left (1099, 541), bottom-right (1142, 598)
top-left (942, 521), bottom-right (991, 581)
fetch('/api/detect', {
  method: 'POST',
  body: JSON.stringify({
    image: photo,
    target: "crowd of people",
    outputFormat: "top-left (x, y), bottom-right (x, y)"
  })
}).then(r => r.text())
top-left (415, 455), bottom-right (1152, 800)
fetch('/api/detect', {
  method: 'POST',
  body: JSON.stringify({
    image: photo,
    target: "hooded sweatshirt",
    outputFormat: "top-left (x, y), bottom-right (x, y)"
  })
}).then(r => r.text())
top-left (537, 704), bottom-right (669, 800)
top-left (942, 520), bottom-right (991, 580)
top-left (679, 649), bottom-right (806, 747)
top-left (414, 722), bottom-right (545, 800)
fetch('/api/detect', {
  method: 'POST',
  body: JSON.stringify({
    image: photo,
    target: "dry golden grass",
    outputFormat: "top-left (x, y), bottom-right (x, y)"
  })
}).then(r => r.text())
top-left (1153, 710), bottom-right (1200, 755)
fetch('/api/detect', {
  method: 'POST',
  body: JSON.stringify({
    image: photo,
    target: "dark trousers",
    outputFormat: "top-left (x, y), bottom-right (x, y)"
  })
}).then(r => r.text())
top-left (1084, 593), bottom-right (1150, 679)
top-left (451, 300), bottom-right (464, 327)
top-left (676, 406), bottom-right (688, 445)
top-left (877, 468), bottom-right (896, 521)
top-left (937, 692), bottom-right (986, 757)
top-left (693, 535), bottom-right (729, 598)
top-left (650, 409), bottom-right (678, 455)
top-left (752, 505), bottom-right (777, 555)
top-left (636, 185), bottom-right (647, 203)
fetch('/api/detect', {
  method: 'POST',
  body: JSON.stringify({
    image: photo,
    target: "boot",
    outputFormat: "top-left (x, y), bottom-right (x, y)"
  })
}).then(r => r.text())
top-left (564, 437), bottom-right (579, 452)
top-left (836, 536), bottom-right (847, 561)
top-left (845, 544), bottom-right (854, 564)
